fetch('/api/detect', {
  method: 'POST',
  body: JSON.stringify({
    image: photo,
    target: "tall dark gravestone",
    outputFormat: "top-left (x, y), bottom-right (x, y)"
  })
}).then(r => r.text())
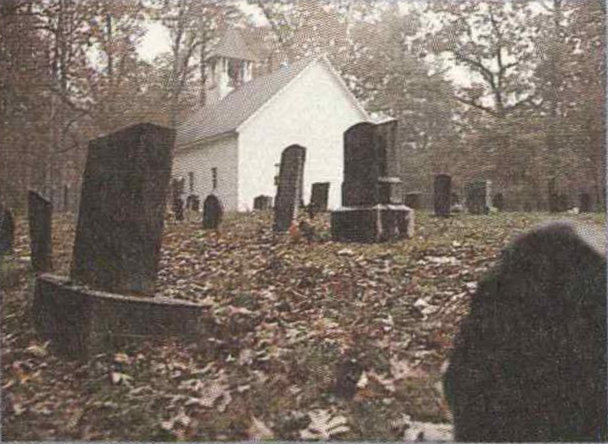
top-left (0, 205), bottom-right (15, 256)
top-left (273, 145), bottom-right (306, 232)
top-left (202, 194), bottom-right (223, 229)
top-left (28, 191), bottom-right (53, 273)
top-left (465, 180), bottom-right (491, 215)
top-left (33, 123), bottom-right (210, 359)
top-left (310, 182), bottom-right (330, 213)
top-left (331, 120), bottom-right (414, 242)
top-left (433, 174), bottom-right (451, 217)
top-left (579, 192), bottom-right (592, 213)
top-left (70, 123), bottom-right (174, 296)
top-left (253, 195), bottom-right (272, 210)
top-left (444, 221), bottom-right (607, 442)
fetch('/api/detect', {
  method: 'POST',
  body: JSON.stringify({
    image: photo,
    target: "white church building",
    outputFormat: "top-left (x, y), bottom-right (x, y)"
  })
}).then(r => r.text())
top-left (173, 29), bottom-right (370, 212)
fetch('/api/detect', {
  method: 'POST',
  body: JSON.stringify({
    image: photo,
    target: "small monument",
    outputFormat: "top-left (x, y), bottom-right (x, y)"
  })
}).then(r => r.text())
top-left (28, 191), bottom-right (53, 273)
top-left (579, 192), bottom-right (592, 213)
top-left (492, 192), bottom-right (505, 212)
top-left (465, 180), bottom-right (491, 215)
top-left (172, 196), bottom-right (184, 222)
top-left (404, 191), bottom-right (422, 209)
top-left (33, 123), bottom-right (208, 358)
top-left (273, 145), bottom-right (306, 232)
top-left (444, 221), bottom-right (607, 442)
top-left (433, 174), bottom-right (451, 217)
top-left (310, 182), bottom-right (330, 213)
top-left (253, 195), bottom-right (272, 210)
top-left (202, 194), bottom-right (223, 229)
top-left (331, 120), bottom-right (414, 242)
top-left (0, 205), bottom-right (15, 256)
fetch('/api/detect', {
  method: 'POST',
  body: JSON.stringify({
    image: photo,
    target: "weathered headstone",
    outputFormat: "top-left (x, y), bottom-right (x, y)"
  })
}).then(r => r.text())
top-left (310, 182), bottom-right (330, 214)
top-left (492, 192), bottom-right (505, 211)
top-left (33, 123), bottom-right (210, 359)
top-left (253, 195), bottom-right (272, 210)
top-left (28, 191), bottom-right (53, 272)
top-left (548, 178), bottom-right (559, 213)
top-left (186, 194), bottom-right (200, 212)
top-left (557, 193), bottom-right (569, 212)
top-left (579, 192), bottom-right (592, 213)
top-left (404, 191), bottom-right (422, 210)
top-left (433, 174), bottom-right (451, 217)
top-left (202, 194), bottom-right (223, 229)
top-left (331, 120), bottom-right (414, 242)
top-left (444, 221), bottom-right (607, 442)
top-left (465, 180), bottom-right (491, 215)
top-left (0, 205), bottom-right (15, 256)
top-left (173, 196), bottom-right (184, 222)
top-left (273, 145), bottom-right (306, 232)
top-left (70, 123), bottom-right (174, 296)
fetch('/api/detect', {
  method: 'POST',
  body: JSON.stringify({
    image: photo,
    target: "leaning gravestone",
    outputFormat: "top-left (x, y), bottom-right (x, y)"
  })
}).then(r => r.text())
top-left (253, 195), bottom-right (272, 210)
top-left (465, 180), bottom-right (491, 215)
top-left (273, 145), bottom-right (306, 232)
top-left (331, 120), bottom-right (414, 242)
top-left (444, 221), bottom-right (606, 442)
top-left (33, 123), bottom-right (209, 359)
top-left (71, 123), bottom-right (173, 296)
top-left (579, 192), bottom-right (592, 213)
top-left (0, 205), bottom-right (15, 256)
top-left (202, 194), bottom-right (223, 229)
top-left (28, 191), bottom-right (53, 272)
top-left (310, 182), bottom-right (330, 213)
top-left (433, 174), bottom-right (451, 217)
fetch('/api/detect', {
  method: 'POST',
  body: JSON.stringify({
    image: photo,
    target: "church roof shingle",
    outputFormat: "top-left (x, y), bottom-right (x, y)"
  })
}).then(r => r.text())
top-left (176, 56), bottom-right (316, 147)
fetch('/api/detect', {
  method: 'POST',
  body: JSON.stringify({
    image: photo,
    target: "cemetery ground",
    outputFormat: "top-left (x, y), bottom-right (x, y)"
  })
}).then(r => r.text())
top-left (2, 210), bottom-right (605, 441)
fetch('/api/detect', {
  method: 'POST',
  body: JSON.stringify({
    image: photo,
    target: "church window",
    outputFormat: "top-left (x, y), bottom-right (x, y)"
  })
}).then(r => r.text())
top-left (211, 167), bottom-right (218, 189)
top-left (188, 172), bottom-right (194, 192)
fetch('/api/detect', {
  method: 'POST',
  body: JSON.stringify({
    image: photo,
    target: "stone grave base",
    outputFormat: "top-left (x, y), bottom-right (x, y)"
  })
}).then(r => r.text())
top-left (33, 274), bottom-right (210, 359)
top-left (331, 205), bottom-right (414, 242)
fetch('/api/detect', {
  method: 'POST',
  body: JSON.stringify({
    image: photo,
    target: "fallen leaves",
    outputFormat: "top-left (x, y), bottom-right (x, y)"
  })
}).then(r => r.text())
top-left (5, 211), bottom-right (603, 440)
top-left (300, 409), bottom-right (350, 440)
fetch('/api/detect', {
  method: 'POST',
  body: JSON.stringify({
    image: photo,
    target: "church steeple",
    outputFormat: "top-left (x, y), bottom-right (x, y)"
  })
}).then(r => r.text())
top-left (206, 28), bottom-right (258, 105)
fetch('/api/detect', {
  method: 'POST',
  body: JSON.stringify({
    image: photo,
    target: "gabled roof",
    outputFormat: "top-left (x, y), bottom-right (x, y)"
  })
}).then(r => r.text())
top-left (176, 55), bottom-right (370, 148)
top-left (176, 56), bottom-right (315, 147)
top-left (209, 28), bottom-right (258, 62)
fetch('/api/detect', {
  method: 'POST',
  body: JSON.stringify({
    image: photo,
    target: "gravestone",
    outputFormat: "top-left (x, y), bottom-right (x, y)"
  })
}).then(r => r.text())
top-left (465, 180), bottom-right (491, 215)
top-left (173, 196), bottom-right (184, 222)
top-left (273, 145), bottom-right (306, 232)
top-left (579, 192), bottom-right (592, 213)
top-left (28, 191), bottom-right (53, 272)
top-left (433, 174), bottom-right (451, 217)
top-left (32, 123), bottom-right (210, 359)
top-left (186, 194), bottom-right (200, 212)
top-left (557, 193), bottom-right (569, 212)
top-left (331, 120), bottom-right (414, 242)
top-left (492, 192), bottom-right (505, 211)
top-left (404, 192), bottom-right (422, 209)
top-left (202, 194), bottom-right (223, 229)
top-left (310, 182), bottom-right (330, 213)
top-left (444, 221), bottom-right (606, 442)
top-left (71, 123), bottom-right (174, 296)
top-left (548, 178), bottom-right (559, 213)
top-left (253, 195), bottom-right (272, 210)
top-left (0, 205), bottom-right (15, 256)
